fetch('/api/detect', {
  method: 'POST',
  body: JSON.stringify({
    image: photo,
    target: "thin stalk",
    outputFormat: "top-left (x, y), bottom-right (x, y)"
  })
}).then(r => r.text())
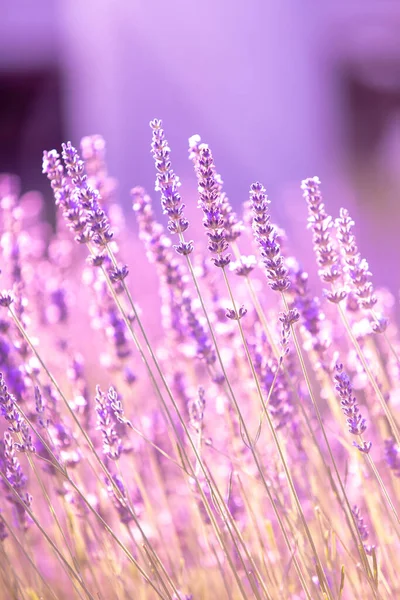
top-left (338, 303), bottom-right (400, 447)
top-left (0, 470), bottom-right (96, 600)
top-left (0, 534), bottom-right (38, 600)
top-left (205, 466), bottom-right (273, 600)
top-left (21, 438), bottom-right (87, 584)
top-left (281, 293), bottom-right (380, 599)
top-left (7, 306), bottom-right (176, 599)
top-left (8, 395), bottom-right (168, 599)
top-left (363, 449), bottom-right (400, 530)
top-left (230, 244), bottom-right (369, 552)
top-left (182, 258), bottom-right (314, 596)
top-left (142, 545), bottom-right (173, 600)
top-left (221, 265), bottom-right (332, 599)
top-left (100, 249), bottom-right (283, 599)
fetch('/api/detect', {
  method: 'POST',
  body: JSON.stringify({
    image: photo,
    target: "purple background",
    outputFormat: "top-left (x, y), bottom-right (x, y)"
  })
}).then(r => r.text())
top-left (1, 0), bottom-right (400, 294)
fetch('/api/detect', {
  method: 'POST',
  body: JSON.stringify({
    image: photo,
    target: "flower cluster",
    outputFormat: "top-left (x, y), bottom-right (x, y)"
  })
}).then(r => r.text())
top-left (301, 176), bottom-right (346, 303)
top-left (195, 147), bottom-right (231, 268)
top-left (1, 431), bottom-right (32, 529)
top-left (0, 121), bottom-right (398, 600)
top-left (336, 208), bottom-right (377, 310)
top-left (250, 182), bottom-right (290, 292)
top-left (334, 363), bottom-right (371, 453)
top-left (150, 119), bottom-right (190, 239)
top-left (95, 385), bottom-right (123, 460)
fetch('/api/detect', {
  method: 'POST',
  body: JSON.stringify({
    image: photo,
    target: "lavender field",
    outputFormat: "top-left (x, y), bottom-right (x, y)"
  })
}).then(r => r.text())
top-left (0, 120), bottom-right (399, 599)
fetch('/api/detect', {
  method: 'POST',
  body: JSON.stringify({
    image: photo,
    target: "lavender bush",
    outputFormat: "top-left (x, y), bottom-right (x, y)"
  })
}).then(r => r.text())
top-left (0, 123), bottom-right (399, 600)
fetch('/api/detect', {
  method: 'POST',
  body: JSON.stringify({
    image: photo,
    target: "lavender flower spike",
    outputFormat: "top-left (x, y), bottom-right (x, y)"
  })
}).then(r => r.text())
top-left (0, 512), bottom-right (7, 542)
top-left (384, 438), bottom-right (400, 477)
top-left (352, 505), bottom-right (375, 556)
top-left (335, 208), bottom-right (378, 311)
top-left (196, 146), bottom-right (231, 268)
top-left (95, 385), bottom-right (122, 460)
top-left (0, 372), bottom-right (23, 433)
top-left (0, 374), bottom-right (35, 452)
top-left (150, 119), bottom-right (191, 244)
top-left (189, 134), bottom-right (242, 243)
top-left (249, 182), bottom-right (290, 292)
top-left (61, 142), bottom-right (114, 249)
top-left (301, 177), bottom-right (346, 304)
top-left (1, 431), bottom-right (33, 529)
top-left (334, 363), bottom-right (371, 454)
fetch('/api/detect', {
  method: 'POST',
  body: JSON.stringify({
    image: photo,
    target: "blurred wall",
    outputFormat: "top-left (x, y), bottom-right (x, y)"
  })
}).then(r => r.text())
top-left (1, 0), bottom-right (400, 295)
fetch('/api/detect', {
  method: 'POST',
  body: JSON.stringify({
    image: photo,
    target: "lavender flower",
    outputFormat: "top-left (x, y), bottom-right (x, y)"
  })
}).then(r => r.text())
top-left (384, 438), bottom-right (400, 477)
top-left (250, 182), bottom-right (290, 291)
top-left (107, 386), bottom-right (132, 429)
top-left (0, 291), bottom-right (14, 307)
top-left (0, 512), bottom-right (7, 542)
top-left (132, 186), bottom-right (216, 364)
top-left (106, 472), bottom-right (139, 525)
top-left (196, 147), bottom-right (231, 268)
top-left (188, 386), bottom-right (206, 433)
top-left (80, 135), bottom-right (117, 208)
top-left (230, 255), bottom-right (257, 277)
top-left (301, 177), bottom-right (346, 302)
top-left (279, 309), bottom-right (300, 359)
top-left (62, 146), bottom-right (113, 247)
top-left (150, 119), bottom-right (190, 243)
top-left (335, 208), bottom-right (377, 310)
top-left (352, 505), bottom-right (375, 556)
top-left (189, 134), bottom-right (242, 243)
top-left (225, 305), bottom-right (247, 321)
top-left (95, 385), bottom-right (122, 460)
top-left (334, 364), bottom-right (371, 453)
top-left (0, 372), bottom-right (24, 433)
top-left (1, 432), bottom-right (32, 529)
top-left (287, 259), bottom-right (328, 356)
top-left (251, 325), bottom-right (294, 431)
top-left (46, 142), bottom-right (116, 253)
top-left (35, 385), bottom-right (49, 429)
top-left (42, 150), bottom-right (85, 237)
top-left (0, 191), bottom-right (29, 340)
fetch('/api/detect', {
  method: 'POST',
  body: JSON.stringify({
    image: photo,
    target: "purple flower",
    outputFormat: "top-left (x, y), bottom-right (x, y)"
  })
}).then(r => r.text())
top-left (106, 472), bottom-right (139, 525)
top-left (181, 294), bottom-right (216, 364)
top-left (225, 305), bottom-right (247, 321)
top-left (335, 208), bottom-right (377, 311)
top-left (195, 146), bottom-right (231, 268)
top-left (352, 505), bottom-right (375, 556)
top-left (188, 386), bottom-right (206, 432)
top-left (107, 386), bottom-right (132, 429)
top-left (0, 432), bottom-right (32, 529)
top-left (251, 330), bottom-right (294, 431)
top-left (279, 309), bottom-right (300, 358)
top-left (287, 259), bottom-right (328, 356)
top-left (0, 372), bottom-right (24, 434)
top-left (189, 134), bottom-right (242, 243)
top-left (0, 512), bottom-right (7, 542)
top-left (249, 182), bottom-right (290, 292)
top-left (150, 119), bottom-right (190, 240)
top-left (95, 385), bottom-right (122, 460)
top-left (384, 438), bottom-right (400, 477)
top-left (132, 186), bottom-right (215, 363)
top-left (230, 255), bottom-right (257, 277)
top-left (334, 364), bottom-right (371, 453)
top-left (301, 177), bottom-right (346, 298)
top-left (0, 291), bottom-right (14, 308)
top-left (45, 143), bottom-right (115, 252)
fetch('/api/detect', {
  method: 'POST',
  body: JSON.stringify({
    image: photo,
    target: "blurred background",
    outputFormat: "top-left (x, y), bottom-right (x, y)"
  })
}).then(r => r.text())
top-left (1, 0), bottom-right (399, 295)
